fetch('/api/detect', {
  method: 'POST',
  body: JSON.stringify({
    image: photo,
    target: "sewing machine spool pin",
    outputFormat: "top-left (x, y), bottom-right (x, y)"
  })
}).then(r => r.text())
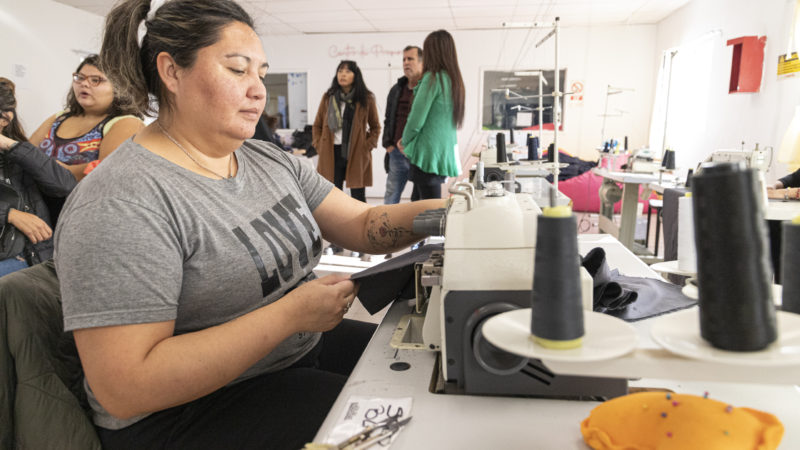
top-left (448, 183), bottom-right (475, 210)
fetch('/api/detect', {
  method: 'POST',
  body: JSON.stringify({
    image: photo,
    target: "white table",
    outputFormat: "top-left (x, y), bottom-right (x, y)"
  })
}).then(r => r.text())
top-left (314, 234), bottom-right (800, 448)
top-left (765, 199), bottom-right (800, 221)
top-left (592, 168), bottom-right (677, 252)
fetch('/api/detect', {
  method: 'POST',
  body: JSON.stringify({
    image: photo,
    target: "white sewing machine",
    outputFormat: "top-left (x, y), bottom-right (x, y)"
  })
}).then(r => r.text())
top-left (400, 181), bottom-right (609, 397)
top-left (628, 147), bottom-right (662, 173)
top-left (418, 182), bottom-right (540, 359)
top-left (706, 145), bottom-right (770, 172)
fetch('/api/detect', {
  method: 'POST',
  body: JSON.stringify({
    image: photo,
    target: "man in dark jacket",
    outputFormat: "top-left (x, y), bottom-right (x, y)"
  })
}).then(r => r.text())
top-left (383, 45), bottom-right (423, 205)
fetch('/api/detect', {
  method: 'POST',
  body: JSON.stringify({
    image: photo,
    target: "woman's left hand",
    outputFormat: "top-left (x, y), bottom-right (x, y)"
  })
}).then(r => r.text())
top-left (396, 139), bottom-right (404, 153)
top-left (0, 133), bottom-right (17, 152)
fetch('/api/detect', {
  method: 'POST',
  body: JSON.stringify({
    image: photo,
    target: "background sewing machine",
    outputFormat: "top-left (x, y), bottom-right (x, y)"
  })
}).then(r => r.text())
top-left (628, 147), bottom-right (662, 173)
top-left (470, 148), bottom-right (571, 208)
top-left (703, 144), bottom-right (771, 172)
top-left (395, 180), bottom-right (624, 399)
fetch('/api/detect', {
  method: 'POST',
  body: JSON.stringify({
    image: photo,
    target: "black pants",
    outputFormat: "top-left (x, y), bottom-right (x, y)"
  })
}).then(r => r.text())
top-left (333, 145), bottom-right (366, 203)
top-left (408, 164), bottom-right (445, 200)
top-left (97, 319), bottom-right (377, 450)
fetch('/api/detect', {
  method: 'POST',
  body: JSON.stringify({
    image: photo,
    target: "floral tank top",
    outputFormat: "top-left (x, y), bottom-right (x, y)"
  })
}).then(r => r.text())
top-left (38, 113), bottom-right (113, 165)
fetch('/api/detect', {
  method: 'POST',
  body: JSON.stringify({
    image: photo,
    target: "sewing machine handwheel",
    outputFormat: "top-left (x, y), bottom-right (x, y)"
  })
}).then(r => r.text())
top-left (470, 303), bottom-right (528, 376)
top-left (484, 167), bottom-right (506, 182)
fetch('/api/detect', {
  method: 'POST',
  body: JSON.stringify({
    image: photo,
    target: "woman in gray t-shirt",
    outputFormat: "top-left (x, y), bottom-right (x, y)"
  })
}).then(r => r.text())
top-left (55, 1), bottom-right (445, 448)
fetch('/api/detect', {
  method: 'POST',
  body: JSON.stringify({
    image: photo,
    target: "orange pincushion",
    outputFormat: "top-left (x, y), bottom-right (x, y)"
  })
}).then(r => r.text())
top-left (581, 392), bottom-right (784, 450)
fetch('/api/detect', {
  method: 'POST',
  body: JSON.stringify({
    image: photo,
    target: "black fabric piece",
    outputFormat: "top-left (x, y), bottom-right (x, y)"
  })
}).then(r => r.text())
top-left (354, 243), bottom-right (696, 320)
top-left (581, 247), bottom-right (696, 321)
top-left (351, 243), bottom-right (443, 314)
top-left (290, 125), bottom-right (317, 157)
top-left (581, 247), bottom-right (638, 311)
top-left (543, 151), bottom-right (597, 183)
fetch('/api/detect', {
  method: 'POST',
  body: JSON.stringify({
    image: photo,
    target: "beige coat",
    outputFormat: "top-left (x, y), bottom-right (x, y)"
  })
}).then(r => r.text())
top-left (312, 93), bottom-right (381, 189)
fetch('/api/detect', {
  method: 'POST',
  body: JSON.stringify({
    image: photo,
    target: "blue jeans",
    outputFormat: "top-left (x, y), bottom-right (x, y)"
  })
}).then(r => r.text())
top-left (0, 256), bottom-right (28, 278)
top-left (383, 149), bottom-right (410, 204)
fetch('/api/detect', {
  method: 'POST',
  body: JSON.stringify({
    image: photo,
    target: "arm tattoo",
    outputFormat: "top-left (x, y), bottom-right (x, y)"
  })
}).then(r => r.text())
top-left (367, 211), bottom-right (412, 250)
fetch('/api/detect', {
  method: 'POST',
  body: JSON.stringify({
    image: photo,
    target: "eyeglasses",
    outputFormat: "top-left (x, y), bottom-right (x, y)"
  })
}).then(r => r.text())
top-left (72, 73), bottom-right (107, 87)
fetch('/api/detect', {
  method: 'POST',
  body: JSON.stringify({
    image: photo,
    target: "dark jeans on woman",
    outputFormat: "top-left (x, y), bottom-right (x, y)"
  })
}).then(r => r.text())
top-left (333, 145), bottom-right (366, 203)
top-left (96, 319), bottom-right (377, 450)
top-left (408, 164), bottom-right (446, 200)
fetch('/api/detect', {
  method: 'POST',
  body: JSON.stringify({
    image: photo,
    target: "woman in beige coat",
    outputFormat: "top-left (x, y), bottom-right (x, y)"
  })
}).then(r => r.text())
top-left (313, 60), bottom-right (380, 204)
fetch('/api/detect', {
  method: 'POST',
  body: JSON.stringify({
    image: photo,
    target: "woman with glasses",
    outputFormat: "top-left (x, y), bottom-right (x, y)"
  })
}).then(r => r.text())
top-left (0, 79), bottom-right (76, 276)
top-left (29, 55), bottom-right (144, 182)
top-left (28, 55), bottom-right (143, 223)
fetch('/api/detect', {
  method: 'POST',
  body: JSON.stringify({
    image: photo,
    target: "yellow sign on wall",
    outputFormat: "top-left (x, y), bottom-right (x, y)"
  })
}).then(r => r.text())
top-left (778, 52), bottom-right (800, 77)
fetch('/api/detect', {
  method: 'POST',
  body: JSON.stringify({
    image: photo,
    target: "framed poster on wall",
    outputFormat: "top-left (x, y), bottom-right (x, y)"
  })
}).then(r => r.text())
top-left (480, 69), bottom-right (566, 131)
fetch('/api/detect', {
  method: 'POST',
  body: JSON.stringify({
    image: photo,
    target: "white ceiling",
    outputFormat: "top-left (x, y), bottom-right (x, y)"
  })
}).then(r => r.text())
top-left (55, 0), bottom-right (692, 35)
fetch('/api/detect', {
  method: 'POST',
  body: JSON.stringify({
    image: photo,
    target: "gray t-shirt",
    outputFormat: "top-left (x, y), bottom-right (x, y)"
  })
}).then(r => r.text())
top-left (55, 139), bottom-right (333, 429)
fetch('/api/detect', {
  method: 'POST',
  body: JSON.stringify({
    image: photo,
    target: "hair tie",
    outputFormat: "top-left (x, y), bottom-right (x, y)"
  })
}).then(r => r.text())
top-left (146, 0), bottom-right (167, 21)
top-left (138, 0), bottom-right (168, 47)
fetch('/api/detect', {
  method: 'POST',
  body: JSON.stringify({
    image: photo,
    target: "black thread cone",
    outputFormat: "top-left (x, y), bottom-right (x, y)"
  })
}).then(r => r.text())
top-left (531, 214), bottom-right (584, 342)
top-left (692, 162), bottom-right (776, 351)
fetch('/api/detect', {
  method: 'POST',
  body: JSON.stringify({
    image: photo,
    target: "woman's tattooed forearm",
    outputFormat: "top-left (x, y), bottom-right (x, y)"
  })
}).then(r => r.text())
top-left (367, 212), bottom-right (412, 250)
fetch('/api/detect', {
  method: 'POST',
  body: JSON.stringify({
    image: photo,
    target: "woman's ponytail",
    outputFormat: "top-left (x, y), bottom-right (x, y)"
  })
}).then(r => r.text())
top-left (100, 0), bottom-right (153, 116)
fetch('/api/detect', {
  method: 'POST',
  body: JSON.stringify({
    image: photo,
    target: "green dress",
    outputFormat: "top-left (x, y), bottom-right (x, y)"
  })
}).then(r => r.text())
top-left (401, 71), bottom-right (460, 177)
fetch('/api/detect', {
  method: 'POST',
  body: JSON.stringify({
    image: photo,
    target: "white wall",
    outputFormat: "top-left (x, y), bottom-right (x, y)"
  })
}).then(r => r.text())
top-left (654, 0), bottom-right (798, 181)
top-left (262, 24), bottom-right (657, 199)
top-left (0, 0), bottom-right (659, 200)
top-left (0, 0), bottom-right (104, 135)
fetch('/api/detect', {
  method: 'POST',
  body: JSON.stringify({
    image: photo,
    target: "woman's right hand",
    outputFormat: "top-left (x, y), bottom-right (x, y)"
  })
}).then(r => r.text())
top-left (7, 208), bottom-right (52, 243)
top-left (283, 274), bottom-right (357, 332)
